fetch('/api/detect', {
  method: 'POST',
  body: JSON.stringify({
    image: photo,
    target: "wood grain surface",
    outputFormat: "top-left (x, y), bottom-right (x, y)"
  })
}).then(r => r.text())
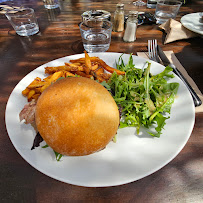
top-left (0, 0), bottom-right (202, 202)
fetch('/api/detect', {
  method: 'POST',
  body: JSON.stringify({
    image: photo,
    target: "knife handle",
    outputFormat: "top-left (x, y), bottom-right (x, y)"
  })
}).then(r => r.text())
top-left (170, 63), bottom-right (202, 107)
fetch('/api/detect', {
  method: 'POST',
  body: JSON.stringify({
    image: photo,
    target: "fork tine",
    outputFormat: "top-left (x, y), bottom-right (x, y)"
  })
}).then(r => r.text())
top-left (154, 39), bottom-right (160, 63)
top-left (148, 39), bottom-right (155, 61)
top-left (148, 40), bottom-right (152, 60)
top-left (152, 40), bottom-right (156, 60)
top-left (148, 39), bottom-right (160, 63)
top-left (156, 40), bottom-right (161, 63)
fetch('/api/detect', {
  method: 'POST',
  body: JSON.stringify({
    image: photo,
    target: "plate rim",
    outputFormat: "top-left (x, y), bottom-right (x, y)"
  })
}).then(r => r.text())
top-left (181, 12), bottom-right (203, 35)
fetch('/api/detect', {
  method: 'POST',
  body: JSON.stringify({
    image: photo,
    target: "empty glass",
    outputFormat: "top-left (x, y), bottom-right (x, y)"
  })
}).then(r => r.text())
top-left (5, 8), bottom-right (39, 36)
top-left (147, 0), bottom-right (157, 9)
top-left (43, 0), bottom-right (59, 9)
top-left (155, 0), bottom-right (182, 24)
top-left (133, 0), bottom-right (146, 7)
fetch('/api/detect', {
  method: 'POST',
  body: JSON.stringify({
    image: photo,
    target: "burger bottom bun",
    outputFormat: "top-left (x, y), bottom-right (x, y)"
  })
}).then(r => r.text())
top-left (35, 77), bottom-right (120, 156)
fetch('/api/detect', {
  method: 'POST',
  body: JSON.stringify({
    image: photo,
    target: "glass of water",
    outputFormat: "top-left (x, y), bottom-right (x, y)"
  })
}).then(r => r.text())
top-left (5, 8), bottom-right (39, 36)
top-left (155, 0), bottom-right (182, 24)
top-left (79, 20), bottom-right (112, 53)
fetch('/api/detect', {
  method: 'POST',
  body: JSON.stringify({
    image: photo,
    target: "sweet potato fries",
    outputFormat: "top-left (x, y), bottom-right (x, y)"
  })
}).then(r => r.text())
top-left (22, 52), bottom-right (125, 102)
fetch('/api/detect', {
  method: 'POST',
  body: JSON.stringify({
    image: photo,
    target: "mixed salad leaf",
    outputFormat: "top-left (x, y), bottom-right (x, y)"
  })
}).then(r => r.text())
top-left (106, 54), bottom-right (179, 137)
top-left (42, 144), bottom-right (63, 161)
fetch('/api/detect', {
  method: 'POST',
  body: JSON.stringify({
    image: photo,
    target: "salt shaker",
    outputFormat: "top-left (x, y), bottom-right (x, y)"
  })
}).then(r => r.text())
top-left (113, 3), bottom-right (124, 32)
top-left (123, 11), bottom-right (138, 42)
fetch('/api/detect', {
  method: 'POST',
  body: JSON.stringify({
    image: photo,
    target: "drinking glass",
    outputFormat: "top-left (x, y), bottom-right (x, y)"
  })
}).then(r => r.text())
top-left (5, 8), bottom-right (39, 36)
top-left (79, 20), bottom-right (112, 53)
top-left (155, 0), bottom-right (182, 24)
top-left (133, 0), bottom-right (146, 14)
top-left (43, 0), bottom-right (59, 9)
top-left (147, 0), bottom-right (157, 8)
top-left (133, 0), bottom-right (146, 7)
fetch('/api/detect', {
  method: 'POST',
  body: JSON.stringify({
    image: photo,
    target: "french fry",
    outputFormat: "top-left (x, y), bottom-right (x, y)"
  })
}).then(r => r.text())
top-left (64, 63), bottom-right (84, 72)
top-left (85, 51), bottom-right (91, 68)
top-left (69, 58), bottom-right (85, 64)
top-left (95, 75), bottom-right (106, 82)
top-left (43, 74), bottom-right (53, 82)
top-left (40, 82), bottom-right (51, 92)
top-left (75, 71), bottom-right (93, 79)
top-left (64, 71), bottom-right (76, 77)
top-left (94, 67), bottom-right (104, 75)
top-left (27, 77), bottom-right (42, 87)
top-left (22, 87), bottom-right (30, 96)
top-left (27, 90), bottom-right (36, 102)
top-left (31, 93), bottom-right (41, 101)
top-left (34, 87), bottom-right (42, 94)
top-left (83, 66), bottom-right (91, 75)
top-left (91, 64), bottom-right (99, 71)
top-left (84, 51), bottom-right (92, 75)
top-left (48, 71), bottom-right (64, 82)
top-left (98, 59), bottom-right (125, 75)
top-left (22, 52), bottom-right (126, 102)
top-left (102, 72), bottom-right (112, 80)
top-left (65, 63), bottom-right (79, 68)
top-left (69, 56), bottom-right (99, 64)
top-left (45, 65), bottom-right (71, 74)
top-left (27, 81), bottom-right (46, 89)
top-left (88, 57), bottom-right (100, 62)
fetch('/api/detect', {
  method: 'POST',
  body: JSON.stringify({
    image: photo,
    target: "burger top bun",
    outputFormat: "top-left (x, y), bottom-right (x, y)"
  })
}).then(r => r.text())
top-left (35, 77), bottom-right (120, 156)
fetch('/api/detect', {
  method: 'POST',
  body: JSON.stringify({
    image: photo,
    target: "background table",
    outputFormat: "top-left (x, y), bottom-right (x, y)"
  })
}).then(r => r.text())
top-left (0, 0), bottom-right (202, 202)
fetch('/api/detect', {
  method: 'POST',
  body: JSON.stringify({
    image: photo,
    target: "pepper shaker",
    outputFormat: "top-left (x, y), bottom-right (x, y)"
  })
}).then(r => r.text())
top-left (113, 3), bottom-right (125, 32)
top-left (123, 11), bottom-right (138, 42)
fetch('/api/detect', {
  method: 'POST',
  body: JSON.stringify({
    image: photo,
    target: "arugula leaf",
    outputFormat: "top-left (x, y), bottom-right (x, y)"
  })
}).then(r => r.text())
top-left (42, 144), bottom-right (49, 148)
top-left (42, 144), bottom-right (63, 161)
top-left (54, 151), bottom-right (63, 162)
top-left (144, 62), bottom-right (156, 114)
top-left (100, 80), bottom-right (111, 91)
top-left (56, 77), bottom-right (65, 81)
top-left (150, 82), bottom-right (179, 121)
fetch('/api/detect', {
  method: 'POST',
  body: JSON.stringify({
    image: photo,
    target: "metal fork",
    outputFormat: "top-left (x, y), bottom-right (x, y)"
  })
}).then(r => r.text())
top-left (148, 39), bottom-right (160, 63)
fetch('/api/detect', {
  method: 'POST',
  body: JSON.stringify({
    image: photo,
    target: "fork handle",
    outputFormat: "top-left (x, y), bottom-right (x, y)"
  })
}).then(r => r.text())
top-left (170, 63), bottom-right (202, 107)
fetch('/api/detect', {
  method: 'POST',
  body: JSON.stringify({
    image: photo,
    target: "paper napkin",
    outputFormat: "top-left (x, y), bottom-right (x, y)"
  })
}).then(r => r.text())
top-left (159, 19), bottom-right (199, 44)
top-left (137, 51), bottom-right (203, 113)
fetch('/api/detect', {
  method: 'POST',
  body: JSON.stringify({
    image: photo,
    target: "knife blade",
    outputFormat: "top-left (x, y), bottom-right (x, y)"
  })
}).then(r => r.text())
top-left (157, 45), bottom-right (202, 107)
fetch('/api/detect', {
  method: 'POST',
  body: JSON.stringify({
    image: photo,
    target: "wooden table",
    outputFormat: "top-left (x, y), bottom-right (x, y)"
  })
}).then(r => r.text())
top-left (0, 0), bottom-right (202, 202)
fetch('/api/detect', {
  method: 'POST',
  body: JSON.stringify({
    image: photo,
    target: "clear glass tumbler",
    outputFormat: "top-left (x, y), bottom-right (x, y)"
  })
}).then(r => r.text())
top-left (79, 20), bottom-right (112, 53)
top-left (155, 0), bottom-right (182, 24)
top-left (43, 0), bottom-right (59, 9)
top-left (5, 8), bottom-right (39, 36)
top-left (147, 0), bottom-right (157, 9)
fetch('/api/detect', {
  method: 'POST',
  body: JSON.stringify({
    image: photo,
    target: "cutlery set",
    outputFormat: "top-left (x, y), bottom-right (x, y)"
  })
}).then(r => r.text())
top-left (147, 39), bottom-right (202, 107)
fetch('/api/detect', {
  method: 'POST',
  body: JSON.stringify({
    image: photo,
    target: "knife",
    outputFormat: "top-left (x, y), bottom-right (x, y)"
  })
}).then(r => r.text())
top-left (157, 45), bottom-right (202, 107)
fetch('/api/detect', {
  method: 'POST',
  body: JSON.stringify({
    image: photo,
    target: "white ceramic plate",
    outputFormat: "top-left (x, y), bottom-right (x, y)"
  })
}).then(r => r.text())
top-left (181, 12), bottom-right (203, 35)
top-left (5, 53), bottom-right (195, 187)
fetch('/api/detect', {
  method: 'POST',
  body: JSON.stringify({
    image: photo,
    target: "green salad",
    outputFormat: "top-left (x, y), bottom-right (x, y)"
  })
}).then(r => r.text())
top-left (103, 54), bottom-right (179, 137)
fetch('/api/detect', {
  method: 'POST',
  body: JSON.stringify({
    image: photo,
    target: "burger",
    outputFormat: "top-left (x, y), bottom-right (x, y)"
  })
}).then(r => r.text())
top-left (34, 77), bottom-right (120, 156)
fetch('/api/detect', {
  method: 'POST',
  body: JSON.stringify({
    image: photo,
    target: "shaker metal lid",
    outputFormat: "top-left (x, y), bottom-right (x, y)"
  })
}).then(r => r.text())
top-left (128, 11), bottom-right (138, 17)
top-left (81, 10), bottom-right (111, 22)
top-left (116, 3), bottom-right (124, 8)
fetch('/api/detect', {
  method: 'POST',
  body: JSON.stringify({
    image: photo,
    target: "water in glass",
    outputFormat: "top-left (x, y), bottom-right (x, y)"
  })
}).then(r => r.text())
top-left (15, 23), bottom-right (39, 36)
top-left (82, 31), bottom-right (111, 52)
top-left (80, 20), bottom-right (112, 53)
top-left (5, 8), bottom-right (39, 36)
top-left (155, 0), bottom-right (182, 24)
